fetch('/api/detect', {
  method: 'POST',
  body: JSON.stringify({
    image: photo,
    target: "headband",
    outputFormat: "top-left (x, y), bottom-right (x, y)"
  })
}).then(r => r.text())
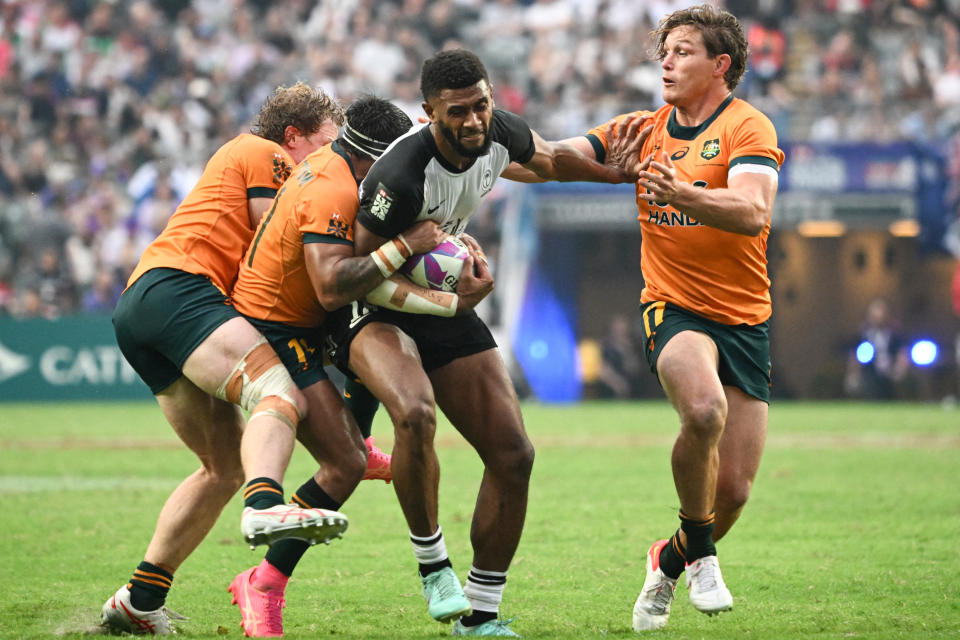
top-left (341, 122), bottom-right (392, 159)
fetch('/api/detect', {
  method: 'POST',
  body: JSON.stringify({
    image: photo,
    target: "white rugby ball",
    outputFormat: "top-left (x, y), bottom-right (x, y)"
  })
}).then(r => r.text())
top-left (398, 236), bottom-right (469, 292)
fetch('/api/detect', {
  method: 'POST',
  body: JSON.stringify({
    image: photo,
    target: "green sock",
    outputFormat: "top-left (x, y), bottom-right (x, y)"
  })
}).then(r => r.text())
top-left (243, 477), bottom-right (284, 510)
top-left (679, 510), bottom-right (717, 563)
top-left (343, 377), bottom-right (379, 439)
top-left (658, 530), bottom-right (686, 580)
top-left (128, 561), bottom-right (173, 611)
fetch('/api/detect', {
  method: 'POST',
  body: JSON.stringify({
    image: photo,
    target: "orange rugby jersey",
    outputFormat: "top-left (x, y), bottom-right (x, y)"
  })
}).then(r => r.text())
top-left (127, 133), bottom-right (293, 294)
top-left (232, 143), bottom-right (358, 328)
top-left (588, 96), bottom-right (784, 325)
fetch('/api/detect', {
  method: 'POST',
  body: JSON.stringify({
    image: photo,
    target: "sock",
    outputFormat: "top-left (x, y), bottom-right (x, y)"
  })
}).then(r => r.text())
top-left (460, 566), bottom-right (506, 626)
top-left (411, 527), bottom-right (452, 576)
top-left (250, 558), bottom-right (289, 593)
top-left (344, 377), bottom-right (380, 439)
top-left (658, 529), bottom-right (686, 580)
top-left (679, 510), bottom-right (717, 564)
top-left (243, 477), bottom-right (284, 510)
top-left (265, 478), bottom-right (342, 577)
top-left (128, 561), bottom-right (173, 611)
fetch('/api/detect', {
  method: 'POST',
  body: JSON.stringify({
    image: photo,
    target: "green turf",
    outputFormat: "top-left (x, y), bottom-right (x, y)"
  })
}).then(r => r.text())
top-left (0, 401), bottom-right (958, 639)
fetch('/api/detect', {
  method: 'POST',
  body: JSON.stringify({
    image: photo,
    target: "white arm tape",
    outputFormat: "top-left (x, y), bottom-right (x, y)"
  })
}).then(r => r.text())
top-left (365, 278), bottom-right (458, 317)
top-left (370, 237), bottom-right (412, 279)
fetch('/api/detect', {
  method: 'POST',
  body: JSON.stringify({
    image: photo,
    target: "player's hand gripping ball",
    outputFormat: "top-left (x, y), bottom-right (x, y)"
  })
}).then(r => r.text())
top-left (398, 236), bottom-right (469, 292)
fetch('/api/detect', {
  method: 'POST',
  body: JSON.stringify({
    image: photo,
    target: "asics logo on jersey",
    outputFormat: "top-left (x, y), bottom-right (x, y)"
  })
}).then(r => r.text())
top-left (671, 147), bottom-right (689, 160)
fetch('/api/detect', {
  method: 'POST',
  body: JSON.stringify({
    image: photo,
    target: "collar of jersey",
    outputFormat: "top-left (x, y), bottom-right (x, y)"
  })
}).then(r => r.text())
top-left (422, 125), bottom-right (480, 174)
top-left (332, 140), bottom-right (357, 178)
top-left (666, 94), bottom-right (735, 140)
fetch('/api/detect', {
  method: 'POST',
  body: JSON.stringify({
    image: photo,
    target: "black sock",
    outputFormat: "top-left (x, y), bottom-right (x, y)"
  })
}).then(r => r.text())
top-left (460, 611), bottom-right (497, 626)
top-left (128, 561), bottom-right (173, 611)
top-left (679, 510), bottom-right (717, 563)
top-left (658, 530), bottom-right (686, 580)
top-left (419, 558), bottom-right (453, 577)
top-left (265, 478), bottom-right (342, 577)
top-left (243, 477), bottom-right (285, 510)
top-left (344, 377), bottom-right (380, 440)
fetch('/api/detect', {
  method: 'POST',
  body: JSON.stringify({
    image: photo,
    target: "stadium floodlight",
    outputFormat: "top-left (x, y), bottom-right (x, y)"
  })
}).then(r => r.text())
top-left (910, 340), bottom-right (938, 367)
top-left (856, 340), bottom-right (875, 364)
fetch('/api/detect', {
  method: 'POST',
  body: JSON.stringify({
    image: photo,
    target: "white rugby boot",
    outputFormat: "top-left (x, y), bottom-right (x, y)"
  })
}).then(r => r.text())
top-left (686, 555), bottom-right (733, 615)
top-left (240, 504), bottom-right (348, 548)
top-left (100, 585), bottom-right (187, 635)
top-left (632, 539), bottom-right (677, 631)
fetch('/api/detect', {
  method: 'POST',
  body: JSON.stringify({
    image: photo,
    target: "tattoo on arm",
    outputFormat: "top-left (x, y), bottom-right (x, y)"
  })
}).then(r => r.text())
top-left (333, 255), bottom-right (387, 300)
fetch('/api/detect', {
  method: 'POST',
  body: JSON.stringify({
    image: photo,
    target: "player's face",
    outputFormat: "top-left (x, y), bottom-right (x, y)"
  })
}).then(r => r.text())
top-left (287, 118), bottom-right (339, 164)
top-left (427, 80), bottom-right (494, 160)
top-left (659, 26), bottom-right (721, 107)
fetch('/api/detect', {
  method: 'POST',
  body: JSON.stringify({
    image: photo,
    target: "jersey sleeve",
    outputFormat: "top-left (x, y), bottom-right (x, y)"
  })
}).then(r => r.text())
top-left (298, 176), bottom-right (357, 246)
top-left (490, 109), bottom-right (536, 164)
top-left (727, 111), bottom-right (785, 178)
top-left (356, 156), bottom-right (425, 238)
top-left (240, 138), bottom-right (292, 198)
top-left (584, 110), bottom-right (652, 164)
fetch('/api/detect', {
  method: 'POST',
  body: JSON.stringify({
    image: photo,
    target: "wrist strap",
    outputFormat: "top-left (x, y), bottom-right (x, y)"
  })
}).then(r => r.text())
top-left (370, 237), bottom-right (413, 278)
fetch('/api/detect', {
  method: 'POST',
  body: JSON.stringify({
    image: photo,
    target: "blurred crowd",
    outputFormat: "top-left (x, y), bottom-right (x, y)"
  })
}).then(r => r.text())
top-left (2, 0), bottom-right (960, 319)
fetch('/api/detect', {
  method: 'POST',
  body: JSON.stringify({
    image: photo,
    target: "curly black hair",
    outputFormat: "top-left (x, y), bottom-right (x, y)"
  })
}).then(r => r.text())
top-left (342, 94), bottom-right (412, 156)
top-left (420, 49), bottom-right (490, 101)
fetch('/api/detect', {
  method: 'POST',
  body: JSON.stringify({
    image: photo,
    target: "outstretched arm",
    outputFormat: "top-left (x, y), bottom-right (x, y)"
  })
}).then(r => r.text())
top-left (516, 115), bottom-right (651, 184)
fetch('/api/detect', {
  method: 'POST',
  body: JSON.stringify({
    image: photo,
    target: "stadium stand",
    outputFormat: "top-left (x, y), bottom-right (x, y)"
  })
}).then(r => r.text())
top-left (0, 0), bottom-right (957, 318)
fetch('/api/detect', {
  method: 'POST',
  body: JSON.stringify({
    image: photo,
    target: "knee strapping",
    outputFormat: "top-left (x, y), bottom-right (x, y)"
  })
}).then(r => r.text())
top-left (217, 338), bottom-right (302, 430)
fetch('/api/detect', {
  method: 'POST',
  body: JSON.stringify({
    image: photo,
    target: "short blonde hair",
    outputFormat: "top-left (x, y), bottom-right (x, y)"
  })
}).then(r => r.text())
top-left (252, 82), bottom-right (345, 144)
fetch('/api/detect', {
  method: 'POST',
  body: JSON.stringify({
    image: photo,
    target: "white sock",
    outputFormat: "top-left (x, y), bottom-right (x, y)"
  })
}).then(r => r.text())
top-left (463, 566), bottom-right (507, 614)
top-left (409, 526), bottom-right (448, 566)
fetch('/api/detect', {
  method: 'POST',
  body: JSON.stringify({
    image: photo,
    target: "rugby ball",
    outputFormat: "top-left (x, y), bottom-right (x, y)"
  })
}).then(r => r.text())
top-left (398, 236), bottom-right (469, 292)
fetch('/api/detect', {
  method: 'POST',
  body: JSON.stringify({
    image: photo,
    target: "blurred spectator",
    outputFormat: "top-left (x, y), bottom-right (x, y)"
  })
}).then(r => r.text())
top-left (844, 298), bottom-right (911, 400)
top-left (596, 313), bottom-right (644, 399)
top-left (1, 0), bottom-right (960, 320)
top-left (746, 13), bottom-right (786, 97)
top-left (81, 266), bottom-right (121, 313)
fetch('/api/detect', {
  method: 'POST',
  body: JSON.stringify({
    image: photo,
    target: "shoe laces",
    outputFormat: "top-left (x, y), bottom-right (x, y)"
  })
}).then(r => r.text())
top-left (160, 606), bottom-right (189, 623)
top-left (690, 557), bottom-right (720, 591)
top-left (486, 617), bottom-right (518, 636)
top-left (262, 591), bottom-right (285, 629)
top-left (426, 569), bottom-right (461, 601)
top-left (642, 575), bottom-right (675, 614)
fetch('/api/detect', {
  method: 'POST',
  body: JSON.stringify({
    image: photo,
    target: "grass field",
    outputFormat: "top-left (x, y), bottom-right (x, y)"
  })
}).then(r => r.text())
top-left (0, 400), bottom-right (958, 639)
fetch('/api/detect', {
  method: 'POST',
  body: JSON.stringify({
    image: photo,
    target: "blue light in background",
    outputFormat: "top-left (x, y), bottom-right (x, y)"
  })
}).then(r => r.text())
top-left (856, 340), bottom-right (875, 364)
top-left (529, 340), bottom-right (549, 359)
top-left (512, 272), bottom-right (580, 402)
top-left (910, 340), bottom-right (938, 366)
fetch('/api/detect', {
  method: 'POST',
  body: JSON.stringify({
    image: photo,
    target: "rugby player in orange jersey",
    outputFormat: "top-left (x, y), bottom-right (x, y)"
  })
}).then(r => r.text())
top-left (506, 4), bottom-right (785, 631)
top-left (226, 95), bottom-right (485, 637)
top-left (101, 83), bottom-right (346, 636)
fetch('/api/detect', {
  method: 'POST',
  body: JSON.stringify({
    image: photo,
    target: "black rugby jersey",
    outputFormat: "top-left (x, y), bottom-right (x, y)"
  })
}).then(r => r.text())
top-left (357, 109), bottom-right (536, 238)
